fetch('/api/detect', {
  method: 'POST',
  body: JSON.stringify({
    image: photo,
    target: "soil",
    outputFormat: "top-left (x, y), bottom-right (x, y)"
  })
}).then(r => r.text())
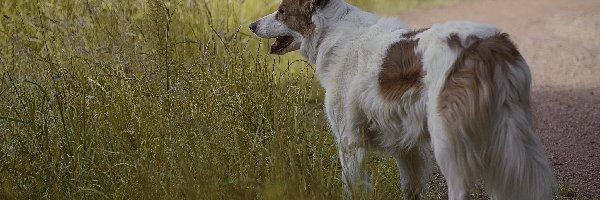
top-left (400, 0), bottom-right (600, 198)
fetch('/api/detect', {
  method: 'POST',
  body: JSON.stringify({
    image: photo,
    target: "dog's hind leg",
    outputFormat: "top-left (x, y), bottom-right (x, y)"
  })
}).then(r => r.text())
top-left (393, 144), bottom-right (431, 200)
top-left (429, 115), bottom-right (473, 200)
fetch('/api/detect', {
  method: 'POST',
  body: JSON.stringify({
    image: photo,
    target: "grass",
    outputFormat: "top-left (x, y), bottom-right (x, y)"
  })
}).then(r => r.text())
top-left (558, 183), bottom-right (577, 199)
top-left (0, 0), bottom-right (456, 199)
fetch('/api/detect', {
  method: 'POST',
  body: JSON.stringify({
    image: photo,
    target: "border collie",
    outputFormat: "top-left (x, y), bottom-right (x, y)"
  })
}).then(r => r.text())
top-left (249, 0), bottom-right (555, 199)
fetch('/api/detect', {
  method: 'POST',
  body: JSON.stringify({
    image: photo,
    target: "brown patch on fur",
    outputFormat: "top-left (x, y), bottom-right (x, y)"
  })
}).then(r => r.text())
top-left (277, 0), bottom-right (329, 37)
top-left (446, 33), bottom-right (463, 49)
top-left (447, 33), bottom-right (482, 50)
top-left (402, 28), bottom-right (429, 39)
top-left (438, 33), bottom-right (524, 136)
top-left (378, 39), bottom-right (424, 102)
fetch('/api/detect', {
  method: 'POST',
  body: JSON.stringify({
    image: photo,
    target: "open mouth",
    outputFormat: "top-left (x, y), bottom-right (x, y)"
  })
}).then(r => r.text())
top-left (270, 36), bottom-right (295, 55)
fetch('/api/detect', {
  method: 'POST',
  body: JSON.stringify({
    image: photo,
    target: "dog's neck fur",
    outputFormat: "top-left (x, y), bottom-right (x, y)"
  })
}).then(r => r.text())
top-left (299, 0), bottom-right (379, 64)
top-left (298, 0), bottom-right (410, 87)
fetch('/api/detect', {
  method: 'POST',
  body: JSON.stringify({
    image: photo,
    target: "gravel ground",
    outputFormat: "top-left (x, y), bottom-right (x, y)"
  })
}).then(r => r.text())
top-left (399, 0), bottom-right (600, 198)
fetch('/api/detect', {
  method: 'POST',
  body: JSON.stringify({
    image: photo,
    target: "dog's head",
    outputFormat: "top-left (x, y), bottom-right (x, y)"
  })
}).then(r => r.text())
top-left (249, 0), bottom-right (330, 55)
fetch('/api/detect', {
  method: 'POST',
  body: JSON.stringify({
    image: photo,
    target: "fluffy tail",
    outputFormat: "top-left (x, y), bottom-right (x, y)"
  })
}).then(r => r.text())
top-left (438, 33), bottom-right (556, 199)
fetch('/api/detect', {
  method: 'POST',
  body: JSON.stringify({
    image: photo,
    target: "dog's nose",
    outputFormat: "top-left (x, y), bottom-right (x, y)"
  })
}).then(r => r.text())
top-left (249, 22), bottom-right (258, 33)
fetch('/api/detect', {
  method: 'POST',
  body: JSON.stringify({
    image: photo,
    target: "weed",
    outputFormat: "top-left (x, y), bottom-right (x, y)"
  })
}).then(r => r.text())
top-left (0, 0), bottom-right (454, 199)
top-left (558, 183), bottom-right (577, 198)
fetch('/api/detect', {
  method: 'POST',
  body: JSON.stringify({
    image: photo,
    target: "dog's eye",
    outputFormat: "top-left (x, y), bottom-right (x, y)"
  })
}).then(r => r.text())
top-left (278, 9), bottom-right (285, 15)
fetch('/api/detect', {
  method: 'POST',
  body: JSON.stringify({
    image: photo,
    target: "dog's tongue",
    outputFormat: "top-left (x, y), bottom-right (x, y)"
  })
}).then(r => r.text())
top-left (270, 36), bottom-right (293, 54)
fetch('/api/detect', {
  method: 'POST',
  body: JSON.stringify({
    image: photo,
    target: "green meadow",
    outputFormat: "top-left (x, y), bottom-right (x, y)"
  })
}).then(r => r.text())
top-left (0, 0), bottom-right (453, 199)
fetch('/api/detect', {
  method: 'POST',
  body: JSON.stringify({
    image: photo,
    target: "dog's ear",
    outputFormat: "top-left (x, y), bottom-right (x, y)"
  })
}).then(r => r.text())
top-left (302, 0), bottom-right (330, 13)
top-left (313, 0), bottom-right (330, 9)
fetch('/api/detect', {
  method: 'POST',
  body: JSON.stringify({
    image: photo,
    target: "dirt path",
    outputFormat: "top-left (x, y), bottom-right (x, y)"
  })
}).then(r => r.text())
top-left (400, 0), bottom-right (600, 197)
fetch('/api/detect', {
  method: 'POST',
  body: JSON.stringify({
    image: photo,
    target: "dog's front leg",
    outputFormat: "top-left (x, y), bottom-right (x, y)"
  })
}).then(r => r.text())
top-left (334, 117), bottom-right (371, 199)
top-left (338, 140), bottom-right (369, 199)
top-left (326, 91), bottom-right (371, 198)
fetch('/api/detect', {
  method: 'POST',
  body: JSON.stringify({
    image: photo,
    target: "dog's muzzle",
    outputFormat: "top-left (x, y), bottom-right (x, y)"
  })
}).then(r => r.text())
top-left (249, 22), bottom-right (258, 33)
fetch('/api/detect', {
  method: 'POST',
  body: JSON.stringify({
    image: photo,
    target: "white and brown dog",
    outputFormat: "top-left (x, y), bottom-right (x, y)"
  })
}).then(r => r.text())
top-left (250, 0), bottom-right (555, 199)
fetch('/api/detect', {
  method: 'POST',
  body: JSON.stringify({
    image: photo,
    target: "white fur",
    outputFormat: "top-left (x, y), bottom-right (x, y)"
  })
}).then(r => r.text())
top-left (251, 0), bottom-right (556, 199)
top-left (253, 11), bottom-right (295, 38)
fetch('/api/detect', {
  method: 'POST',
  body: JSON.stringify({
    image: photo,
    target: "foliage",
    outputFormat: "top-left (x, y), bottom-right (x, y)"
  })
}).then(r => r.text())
top-left (0, 0), bottom-right (449, 199)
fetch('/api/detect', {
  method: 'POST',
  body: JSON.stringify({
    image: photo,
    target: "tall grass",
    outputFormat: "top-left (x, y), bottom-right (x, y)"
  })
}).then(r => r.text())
top-left (0, 0), bottom-right (451, 199)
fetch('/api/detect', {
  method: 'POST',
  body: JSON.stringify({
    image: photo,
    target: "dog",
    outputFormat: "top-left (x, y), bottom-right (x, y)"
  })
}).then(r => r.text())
top-left (250, 0), bottom-right (555, 199)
